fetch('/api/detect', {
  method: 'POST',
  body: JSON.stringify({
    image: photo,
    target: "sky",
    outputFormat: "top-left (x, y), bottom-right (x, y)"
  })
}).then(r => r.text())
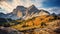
top-left (0, 0), bottom-right (60, 14)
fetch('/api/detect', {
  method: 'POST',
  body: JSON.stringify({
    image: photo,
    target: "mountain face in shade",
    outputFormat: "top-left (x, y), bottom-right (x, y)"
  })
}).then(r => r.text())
top-left (23, 5), bottom-right (40, 19)
top-left (58, 14), bottom-right (60, 16)
top-left (0, 13), bottom-right (6, 18)
top-left (5, 6), bottom-right (27, 20)
top-left (12, 6), bottom-right (27, 18)
top-left (51, 13), bottom-right (57, 16)
top-left (28, 5), bottom-right (39, 15)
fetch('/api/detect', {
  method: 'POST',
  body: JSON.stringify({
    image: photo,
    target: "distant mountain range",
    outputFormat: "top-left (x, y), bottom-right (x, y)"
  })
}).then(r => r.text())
top-left (0, 5), bottom-right (59, 20)
top-left (0, 13), bottom-right (7, 18)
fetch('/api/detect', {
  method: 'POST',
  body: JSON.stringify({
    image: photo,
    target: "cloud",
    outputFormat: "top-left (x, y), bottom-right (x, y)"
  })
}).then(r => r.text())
top-left (0, 1), bottom-right (13, 13)
top-left (11, 0), bottom-right (45, 8)
top-left (0, 0), bottom-right (60, 14)
top-left (0, 0), bottom-right (45, 13)
top-left (0, 0), bottom-right (6, 1)
top-left (0, 7), bottom-right (7, 14)
top-left (39, 7), bottom-right (60, 14)
top-left (45, 7), bottom-right (60, 14)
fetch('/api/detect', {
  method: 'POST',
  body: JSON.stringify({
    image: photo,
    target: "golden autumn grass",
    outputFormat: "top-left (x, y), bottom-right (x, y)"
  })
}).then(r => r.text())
top-left (11, 15), bottom-right (60, 31)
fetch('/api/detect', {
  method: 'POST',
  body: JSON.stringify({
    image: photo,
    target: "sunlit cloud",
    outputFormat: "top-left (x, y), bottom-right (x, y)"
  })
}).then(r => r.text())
top-left (0, 0), bottom-right (60, 14)
top-left (47, 7), bottom-right (60, 14)
top-left (0, 0), bottom-right (45, 13)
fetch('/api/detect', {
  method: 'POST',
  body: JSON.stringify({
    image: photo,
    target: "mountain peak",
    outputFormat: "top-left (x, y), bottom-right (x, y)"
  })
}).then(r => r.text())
top-left (29, 5), bottom-right (35, 7)
top-left (29, 5), bottom-right (36, 9)
top-left (0, 12), bottom-right (5, 15)
top-left (28, 5), bottom-right (39, 15)
top-left (40, 9), bottom-right (50, 14)
top-left (16, 6), bottom-right (25, 8)
top-left (16, 6), bottom-right (27, 10)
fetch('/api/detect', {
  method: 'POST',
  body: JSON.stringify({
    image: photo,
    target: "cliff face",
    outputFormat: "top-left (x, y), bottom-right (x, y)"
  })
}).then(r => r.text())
top-left (28, 5), bottom-right (39, 15)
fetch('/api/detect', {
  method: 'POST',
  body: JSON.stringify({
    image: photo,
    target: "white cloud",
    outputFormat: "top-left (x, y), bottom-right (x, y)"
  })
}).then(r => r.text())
top-left (49, 7), bottom-right (60, 14)
top-left (44, 7), bottom-right (60, 14)
top-left (0, 0), bottom-right (60, 14)
top-left (0, 0), bottom-right (45, 13)
top-left (39, 7), bottom-right (60, 14)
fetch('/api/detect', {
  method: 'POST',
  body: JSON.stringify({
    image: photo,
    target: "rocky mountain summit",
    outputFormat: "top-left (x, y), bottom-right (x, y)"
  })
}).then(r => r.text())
top-left (3, 5), bottom-right (50, 20)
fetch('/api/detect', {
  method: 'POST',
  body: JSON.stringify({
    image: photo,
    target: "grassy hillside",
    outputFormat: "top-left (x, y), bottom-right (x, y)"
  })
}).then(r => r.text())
top-left (0, 15), bottom-right (60, 34)
top-left (11, 15), bottom-right (60, 31)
